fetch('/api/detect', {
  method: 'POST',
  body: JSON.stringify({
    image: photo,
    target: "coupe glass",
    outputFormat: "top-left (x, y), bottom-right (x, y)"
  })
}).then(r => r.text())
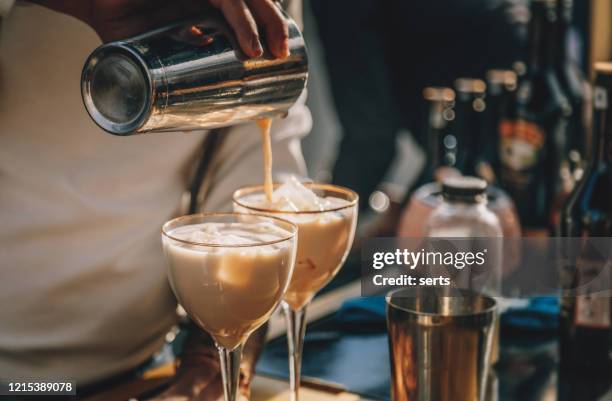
top-left (233, 184), bottom-right (358, 401)
top-left (162, 213), bottom-right (298, 401)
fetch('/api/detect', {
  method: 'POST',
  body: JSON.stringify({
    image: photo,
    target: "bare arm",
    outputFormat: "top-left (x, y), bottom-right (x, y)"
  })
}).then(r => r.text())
top-left (31, 0), bottom-right (289, 58)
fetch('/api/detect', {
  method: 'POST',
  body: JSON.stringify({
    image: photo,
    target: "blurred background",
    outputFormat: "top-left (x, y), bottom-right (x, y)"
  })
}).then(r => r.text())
top-left (254, 3), bottom-right (612, 400)
top-left (300, 0), bottom-right (610, 236)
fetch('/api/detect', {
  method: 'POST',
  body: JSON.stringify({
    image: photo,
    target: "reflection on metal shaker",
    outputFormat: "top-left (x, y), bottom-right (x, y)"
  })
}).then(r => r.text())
top-left (81, 11), bottom-right (308, 135)
top-left (386, 289), bottom-right (498, 401)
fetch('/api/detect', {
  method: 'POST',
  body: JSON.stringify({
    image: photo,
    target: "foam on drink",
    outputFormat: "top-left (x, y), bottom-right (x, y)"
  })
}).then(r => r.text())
top-left (235, 178), bottom-right (358, 310)
top-left (163, 222), bottom-right (295, 349)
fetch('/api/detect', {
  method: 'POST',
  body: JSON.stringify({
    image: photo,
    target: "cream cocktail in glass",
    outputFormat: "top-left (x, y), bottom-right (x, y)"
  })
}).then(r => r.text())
top-left (162, 213), bottom-right (298, 401)
top-left (233, 181), bottom-right (358, 401)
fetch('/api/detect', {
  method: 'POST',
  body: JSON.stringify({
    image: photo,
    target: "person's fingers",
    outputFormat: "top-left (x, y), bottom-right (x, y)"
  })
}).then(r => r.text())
top-left (210, 0), bottom-right (263, 58)
top-left (245, 0), bottom-right (289, 58)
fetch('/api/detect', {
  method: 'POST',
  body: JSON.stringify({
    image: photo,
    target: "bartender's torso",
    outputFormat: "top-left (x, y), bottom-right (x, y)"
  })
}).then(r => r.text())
top-left (0, 2), bottom-right (204, 384)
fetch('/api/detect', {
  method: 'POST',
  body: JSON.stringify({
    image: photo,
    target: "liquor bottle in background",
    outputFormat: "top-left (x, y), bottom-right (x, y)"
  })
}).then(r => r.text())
top-left (425, 176), bottom-right (503, 238)
top-left (556, 0), bottom-right (590, 176)
top-left (499, 0), bottom-right (572, 231)
top-left (453, 78), bottom-right (487, 177)
top-left (559, 63), bottom-right (612, 383)
top-left (422, 87), bottom-right (457, 180)
top-left (483, 69), bottom-right (518, 183)
top-left (424, 176), bottom-right (503, 297)
top-left (549, 0), bottom-right (591, 235)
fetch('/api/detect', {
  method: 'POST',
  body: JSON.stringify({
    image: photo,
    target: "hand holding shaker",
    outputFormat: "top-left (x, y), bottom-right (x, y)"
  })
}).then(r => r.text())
top-left (81, 10), bottom-right (308, 135)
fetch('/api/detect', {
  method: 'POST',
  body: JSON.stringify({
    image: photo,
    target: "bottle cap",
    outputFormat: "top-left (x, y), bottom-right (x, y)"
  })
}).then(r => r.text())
top-left (454, 78), bottom-right (486, 95)
top-left (442, 176), bottom-right (487, 202)
top-left (423, 87), bottom-right (455, 102)
top-left (594, 62), bottom-right (612, 75)
top-left (486, 70), bottom-right (518, 91)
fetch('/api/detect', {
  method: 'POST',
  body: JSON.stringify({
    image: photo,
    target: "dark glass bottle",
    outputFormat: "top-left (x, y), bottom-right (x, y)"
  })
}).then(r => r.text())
top-left (559, 63), bottom-right (612, 386)
top-left (549, 0), bottom-right (590, 235)
top-left (499, 0), bottom-right (572, 230)
top-left (556, 0), bottom-right (589, 172)
top-left (422, 87), bottom-right (457, 180)
top-left (558, 370), bottom-right (612, 401)
top-left (453, 78), bottom-right (487, 177)
top-left (483, 69), bottom-right (518, 183)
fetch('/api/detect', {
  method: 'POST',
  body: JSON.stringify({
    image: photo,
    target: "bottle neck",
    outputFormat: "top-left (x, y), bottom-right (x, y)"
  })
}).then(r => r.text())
top-left (425, 107), bottom-right (441, 178)
top-left (528, 2), bottom-right (558, 71)
top-left (558, 0), bottom-right (573, 26)
top-left (453, 91), bottom-right (485, 175)
top-left (427, 101), bottom-right (446, 170)
top-left (426, 97), bottom-right (455, 173)
top-left (556, 0), bottom-right (572, 63)
top-left (593, 85), bottom-right (612, 167)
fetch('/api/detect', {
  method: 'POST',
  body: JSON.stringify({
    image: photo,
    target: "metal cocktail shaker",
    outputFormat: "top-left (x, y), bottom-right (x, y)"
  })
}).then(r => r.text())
top-left (81, 12), bottom-right (308, 135)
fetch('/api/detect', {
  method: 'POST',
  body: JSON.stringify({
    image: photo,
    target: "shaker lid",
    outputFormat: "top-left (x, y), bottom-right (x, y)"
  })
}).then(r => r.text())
top-left (82, 46), bottom-right (151, 135)
top-left (442, 176), bottom-right (487, 202)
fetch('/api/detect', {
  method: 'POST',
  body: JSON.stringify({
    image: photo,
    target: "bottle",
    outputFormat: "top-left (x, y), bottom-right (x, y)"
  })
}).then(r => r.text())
top-left (422, 87), bottom-right (457, 179)
top-left (425, 176), bottom-right (502, 238)
top-left (453, 78), bottom-right (487, 177)
top-left (425, 177), bottom-right (503, 294)
top-left (556, 0), bottom-right (589, 174)
top-left (483, 69), bottom-right (518, 182)
top-left (559, 63), bottom-right (612, 377)
top-left (548, 0), bottom-right (590, 234)
top-left (499, 0), bottom-right (572, 231)
top-left (558, 371), bottom-right (612, 401)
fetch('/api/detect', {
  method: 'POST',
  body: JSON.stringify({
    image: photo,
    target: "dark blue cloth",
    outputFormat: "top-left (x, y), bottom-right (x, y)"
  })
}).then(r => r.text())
top-left (501, 296), bottom-right (559, 334)
top-left (257, 295), bottom-right (561, 401)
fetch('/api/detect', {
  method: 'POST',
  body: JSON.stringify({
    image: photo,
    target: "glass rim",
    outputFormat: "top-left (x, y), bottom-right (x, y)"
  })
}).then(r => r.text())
top-left (161, 212), bottom-right (298, 248)
top-left (232, 183), bottom-right (359, 215)
top-left (385, 288), bottom-right (498, 317)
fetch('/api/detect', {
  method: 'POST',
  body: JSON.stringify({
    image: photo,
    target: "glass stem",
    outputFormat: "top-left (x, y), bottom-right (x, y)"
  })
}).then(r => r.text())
top-left (217, 343), bottom-right (243, 401)
top-left (282, 302), bottom-right (308, 401)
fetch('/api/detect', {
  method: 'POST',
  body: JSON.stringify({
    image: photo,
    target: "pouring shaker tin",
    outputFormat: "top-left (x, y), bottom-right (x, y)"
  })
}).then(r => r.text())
top-left (81, 11), bottom-right (308, 135)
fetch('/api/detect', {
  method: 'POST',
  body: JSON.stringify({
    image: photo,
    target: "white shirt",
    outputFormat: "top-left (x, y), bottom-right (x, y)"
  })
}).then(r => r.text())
top-left (0, 0), bottom-right (14, 16)
top-left (0, 2), bottom-right (310, 384)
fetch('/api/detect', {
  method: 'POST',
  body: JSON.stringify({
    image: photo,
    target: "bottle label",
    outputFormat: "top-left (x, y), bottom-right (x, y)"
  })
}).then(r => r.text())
top-left (575, 296), bottom-right (611, 328)
top-left (499, 119), bottom-right (545, 184)
top-left (574, 257), bottom-right (612, 328)
top-left (594, 86), bottom-right (608, 110)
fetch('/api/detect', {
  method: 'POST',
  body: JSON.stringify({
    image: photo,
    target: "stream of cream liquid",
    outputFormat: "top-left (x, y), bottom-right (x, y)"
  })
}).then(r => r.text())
top-left (257, 118), bottom-right (274, 202)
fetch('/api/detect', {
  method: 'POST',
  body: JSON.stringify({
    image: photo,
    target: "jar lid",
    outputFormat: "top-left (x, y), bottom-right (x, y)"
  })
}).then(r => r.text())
top-left (442, 176), bottom-right (487, 202)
